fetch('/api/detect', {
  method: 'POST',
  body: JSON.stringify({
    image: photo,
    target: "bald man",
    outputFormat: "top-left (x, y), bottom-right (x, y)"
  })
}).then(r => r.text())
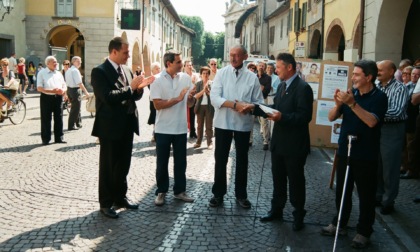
top-left (375, 60), bottom-right (408, 215)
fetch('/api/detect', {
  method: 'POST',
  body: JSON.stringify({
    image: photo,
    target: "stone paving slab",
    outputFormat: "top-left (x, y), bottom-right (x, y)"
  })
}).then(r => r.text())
top-left (0, 91), bottom-right (416, 251)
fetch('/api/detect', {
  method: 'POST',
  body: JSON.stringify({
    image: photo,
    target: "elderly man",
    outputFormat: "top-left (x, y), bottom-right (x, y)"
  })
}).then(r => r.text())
top-left (65, 56), bottom-right (90, 130)
top-left (376, 60), bottom-right (408, 215)
top-left (209, 45), bottom-right (263, 208)
top-left (37, 56), bottom-right (67, 145)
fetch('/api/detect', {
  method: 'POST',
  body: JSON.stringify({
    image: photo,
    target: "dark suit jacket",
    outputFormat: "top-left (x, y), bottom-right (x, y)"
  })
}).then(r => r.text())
top-left (91, 59), bottom-right (143, 140)
top-left (270, 76), bottom-right (313, 156)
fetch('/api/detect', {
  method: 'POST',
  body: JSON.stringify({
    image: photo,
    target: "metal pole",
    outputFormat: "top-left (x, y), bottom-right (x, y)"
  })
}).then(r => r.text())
top-left (333, 135), bottom-right (357, 252)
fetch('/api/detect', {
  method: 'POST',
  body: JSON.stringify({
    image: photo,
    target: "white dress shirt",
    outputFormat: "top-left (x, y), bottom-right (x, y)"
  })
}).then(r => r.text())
top-left (211, 64), bottom-right (263, 132)
top-left (36, 68), bottom-right (67, 95)
top-left (65, 66), bottom-right (83, 88)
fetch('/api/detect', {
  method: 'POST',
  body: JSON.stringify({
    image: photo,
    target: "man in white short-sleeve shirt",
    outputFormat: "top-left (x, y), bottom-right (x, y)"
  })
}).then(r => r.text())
top-left (150, 50), bottom-right (196, 206)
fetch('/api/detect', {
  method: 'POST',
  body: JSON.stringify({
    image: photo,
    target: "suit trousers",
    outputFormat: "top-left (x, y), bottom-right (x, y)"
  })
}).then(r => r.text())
top-left (40, 93), bottom-right (64, 143)
top-left (270, 148), bottom-right (307, 219)
top-left (155, 133), bottom-right (187, 195)
top-left (212, 128), bottom-right (250, 199)
top-left (377, 122), bottom-right (405, 207)
top-left (67, 87), bottom-right (82, 129)
top-left (333, 157), bottom-right (377, 238)
top-left (98, 129), bottom-right (134, 208)
top-left (196, 105), bottom-right (213, 146)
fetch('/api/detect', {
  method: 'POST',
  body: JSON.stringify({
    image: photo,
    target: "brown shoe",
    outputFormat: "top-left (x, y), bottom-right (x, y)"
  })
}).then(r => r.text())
top-left (351, 234), bottom-right (370, 249)
top-left (193, 143), bottom-right (201, 148)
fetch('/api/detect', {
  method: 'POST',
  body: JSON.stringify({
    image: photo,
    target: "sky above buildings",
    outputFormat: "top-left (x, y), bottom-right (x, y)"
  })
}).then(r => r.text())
top-left (170, 0), bottom-right (227, 34)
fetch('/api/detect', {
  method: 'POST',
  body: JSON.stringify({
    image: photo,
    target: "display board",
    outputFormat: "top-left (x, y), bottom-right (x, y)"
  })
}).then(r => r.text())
top-left (296, 59), bottom-right (354, 148)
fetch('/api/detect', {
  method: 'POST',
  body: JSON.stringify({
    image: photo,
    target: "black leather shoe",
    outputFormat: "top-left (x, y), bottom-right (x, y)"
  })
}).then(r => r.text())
top-left (260, 211), bottom-right (283, 222)
top-left (263, 144), bottom-right (269, 151)
top-left (68, 127), bottom-right (79, 131)
top-left (42, 141), bottom-right (50, 145)
top-left (100, 207), bottom-right (118, 219)
top-left (293, 219), bottom-right (305, 231)
top-left (413, 196), bottom-right (420, 203)
top-left (400, 172), bottom-right (419, 179)
top-left (380, 205), bottom-right (394, 215)
top-left (76, 124), bottom-right (83, 129)
top-left (55, 140), bottom-right (67, 144)
top-left (114, 198), bottom-right (139, 210)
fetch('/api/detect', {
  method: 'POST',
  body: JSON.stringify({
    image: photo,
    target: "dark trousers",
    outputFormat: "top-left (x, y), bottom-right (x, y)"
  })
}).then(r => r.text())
top-left (196, 105), bottom-right (213, 146)
top-left (407, 114), bottom-right (420, 173)
top-left (67, 87), bottom-right (82, 129)
top-left (333, 156), bottom-right (377, 238)
top-left (155, 133), bottom-right (187, 195)
top-left (40, 93), bottom-right (64, 143)
top-left (98, 130), bottom-right (134, 208)
top-left (212, 128), bottom-right (250, 199)
top-left (189, 106), bottom-right (196, 136)
top-left (271, 149), bottom-right (307, 220)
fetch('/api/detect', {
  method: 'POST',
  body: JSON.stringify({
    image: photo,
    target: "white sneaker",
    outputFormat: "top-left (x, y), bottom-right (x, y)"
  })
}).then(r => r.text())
top-left (174, 192), bottom-right (195, 202)
top-left (154, 193), bottom-right (166, 206)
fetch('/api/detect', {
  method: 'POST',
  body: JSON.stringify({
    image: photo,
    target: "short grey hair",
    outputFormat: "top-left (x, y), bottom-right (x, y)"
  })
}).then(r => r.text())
top-left (45, 56), bottom-right (57, 65)
top-left (230, 45), bottom-right (247, 55)
top-left (151, 62), bottom-right (161, 70)
top-left (71, 56), bottom-right (81, 64)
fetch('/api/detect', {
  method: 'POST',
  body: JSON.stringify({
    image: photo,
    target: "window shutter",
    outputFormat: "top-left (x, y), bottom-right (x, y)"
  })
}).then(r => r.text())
top-left (302, 2), bottom-right (307, 29)
top-left (269, 26), bottom-right (275, 44)
top-left (57, 0), bottom-right (73, 17)
top-left (294, 2), bottom-right (300, 32)
top-left (280, 19), bottom-right (283, 39)
top-left (287, 9), bottom-right (293, 32)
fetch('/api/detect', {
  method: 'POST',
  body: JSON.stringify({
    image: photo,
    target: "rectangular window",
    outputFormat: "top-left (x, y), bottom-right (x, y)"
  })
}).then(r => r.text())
top-left (280, 19), bottom-right (283, 39)
top-left (57, 0), bottom-right (74, 17)
top-left (269, 26), bottom-right (275, 44)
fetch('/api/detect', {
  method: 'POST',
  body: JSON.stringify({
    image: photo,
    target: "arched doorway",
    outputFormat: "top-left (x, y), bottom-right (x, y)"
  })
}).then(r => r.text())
top-left (309, 29), bottom-right (322, 59)
top-left (142, 44), bottom-right (151, 76)
top-left (325, 22), bottom-right (345, 61)
top-left (132, 41), bottom-right (142, 73)
top-left (402, 0), bottom-right (420, 61)
top-left (48, 25), bottom-right (85, 78)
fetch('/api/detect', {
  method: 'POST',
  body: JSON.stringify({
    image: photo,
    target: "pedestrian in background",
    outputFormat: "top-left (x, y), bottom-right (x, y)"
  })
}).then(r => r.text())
top-left (209, 45), bottom-right (263, 208)
top-left (257, 61), bottom-right (271, 150)
top-left (183, 59), bottom-right (198, 139)
top-left (208, 58), bottom-right (218, 81)
top-left (8, 53), bottom-right (17, 74)
top-left (150, 50), bottom-right (196, 206)
top-left (17, 57), bottom-right (28, 95)
top-left (27, 61), bottom-right (36, 91)
top-left (322, 59), bottom-right (388, 249)
top-left (259, 53), bottom-right (313, 232)
top-left (148, 62), bottom-right (161, 143)
top-left (65, 56), bottom-right (90, 131)
top-left (193, 66), bottom-right (214, 149)
top-left (91, 36), bottom-right (154, 219)
top-left (376, 60), bottom-right (408, 215)
top-left (36, 56), bottom-right (67, 145)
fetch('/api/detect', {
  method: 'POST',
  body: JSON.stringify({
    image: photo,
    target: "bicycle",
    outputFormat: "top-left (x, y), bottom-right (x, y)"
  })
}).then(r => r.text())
top-left (0, 94), bottom-right (26, 125)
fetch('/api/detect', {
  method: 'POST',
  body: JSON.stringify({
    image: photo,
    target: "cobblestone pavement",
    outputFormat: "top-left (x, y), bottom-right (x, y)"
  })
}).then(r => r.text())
top-left (0, 91), bottom-right (418, 251)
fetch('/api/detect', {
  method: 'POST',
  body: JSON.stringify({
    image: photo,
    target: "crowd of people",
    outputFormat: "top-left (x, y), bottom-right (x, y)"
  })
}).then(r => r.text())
top-left (2, 36), bottom-right (420, 250)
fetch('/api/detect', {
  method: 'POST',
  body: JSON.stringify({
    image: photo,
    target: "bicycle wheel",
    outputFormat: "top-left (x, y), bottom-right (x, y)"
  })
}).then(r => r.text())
top-left (9, 100), bottom-right (26, 125)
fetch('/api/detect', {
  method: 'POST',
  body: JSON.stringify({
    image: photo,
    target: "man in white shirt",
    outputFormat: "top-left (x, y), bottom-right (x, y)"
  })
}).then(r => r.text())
top-left (150, 50), bottom-right (196, 206)
top-left (209, 45), bottom-right (263, 208)
top-left (8, 53), bottom-right (17, 74)
top-left (65, 56), bottom-right (90, 130)
top-left (37, 56), bottom-right (67, 145)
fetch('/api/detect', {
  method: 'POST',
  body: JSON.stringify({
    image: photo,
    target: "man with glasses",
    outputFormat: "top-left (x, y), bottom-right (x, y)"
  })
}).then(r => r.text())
top-left (65, 56), bottom-right (90, 131)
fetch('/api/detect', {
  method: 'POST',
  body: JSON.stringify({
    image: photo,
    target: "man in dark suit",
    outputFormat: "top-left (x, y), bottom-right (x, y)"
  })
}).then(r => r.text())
top-left (91, 37), bottom-right (154, 219)
top-left (259, 53), bottom-right (313, 231)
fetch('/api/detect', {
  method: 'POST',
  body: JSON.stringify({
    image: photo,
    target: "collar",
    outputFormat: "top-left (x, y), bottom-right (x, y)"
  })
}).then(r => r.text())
top-left (107, 58), bottom-right (120, 72)
top-left (379, 78), bottom-right (396, 88)
top-left (230, 64), bottom-right (244, 73)
top-left (284, 73), bottom-right (298, 88)
top-left (354, 85), bottom-right (377, 97)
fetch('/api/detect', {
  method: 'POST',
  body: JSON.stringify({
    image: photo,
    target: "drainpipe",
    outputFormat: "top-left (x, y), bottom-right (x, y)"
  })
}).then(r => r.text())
top-left (161, 1), bottom-right (169, 62)
top-left (358, 0), bottom-right (365, 59)
top-left (141, 0), bottom-right (145, 54)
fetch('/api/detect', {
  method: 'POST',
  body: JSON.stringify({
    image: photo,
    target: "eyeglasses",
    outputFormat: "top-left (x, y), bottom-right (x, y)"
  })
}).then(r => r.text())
top-left (402, 72), bottom-right (411, 75)
top-left (210, 63), bottom-right (216, 66)
top-left (63, 63), bottom-right (70, 66)
top-left (1, 65), bottom-right (7, 67)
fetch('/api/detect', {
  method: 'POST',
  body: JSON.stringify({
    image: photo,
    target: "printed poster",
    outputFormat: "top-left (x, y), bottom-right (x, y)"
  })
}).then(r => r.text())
top-left (316, 100), bottom-right (335, 126)
top-left (322, 64), bottom-right (349, 99)
top-left (331, 119), bottom-right (342, 144)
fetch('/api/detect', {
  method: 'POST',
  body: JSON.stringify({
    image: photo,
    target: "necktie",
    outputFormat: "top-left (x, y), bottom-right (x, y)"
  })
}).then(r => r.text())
top-left (279, 82), bottom-right (286, 97)
top-left (117, 66), bottom-right (126, 85)
top-left (235, 69), bottom-right (239, 77)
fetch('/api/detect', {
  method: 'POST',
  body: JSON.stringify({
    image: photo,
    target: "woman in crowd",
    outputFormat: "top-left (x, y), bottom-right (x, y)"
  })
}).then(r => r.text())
top-left (193, 66), bottom-right (214, 149)
top-left (27, 61), bottom-right (36, 91)
top-left (17, 57), bottom-right (28, 95)
top-left (0, 58), bottom-right (17, 118)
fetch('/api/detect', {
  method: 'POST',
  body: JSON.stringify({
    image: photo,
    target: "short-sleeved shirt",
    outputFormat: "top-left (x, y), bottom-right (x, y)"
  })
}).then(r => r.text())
top-left (150, 70), bottom-right (193, 134)
top-left (337, 87), bottom-right (388, 161)
top-left (65, 65), bottom-right (83, 88)
top-left (37, 68), bottom-right (67, 95)
top-left (8, 57), bottom-right (17, 72)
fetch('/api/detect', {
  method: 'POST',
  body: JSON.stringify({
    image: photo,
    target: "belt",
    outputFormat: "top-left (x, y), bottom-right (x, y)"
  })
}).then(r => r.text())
top-left (68, 87), bottom-right (79, 89)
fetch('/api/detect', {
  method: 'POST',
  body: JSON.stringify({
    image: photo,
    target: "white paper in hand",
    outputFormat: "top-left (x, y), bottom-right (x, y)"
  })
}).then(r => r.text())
top-left (259, 104), bottom-right (279, 115)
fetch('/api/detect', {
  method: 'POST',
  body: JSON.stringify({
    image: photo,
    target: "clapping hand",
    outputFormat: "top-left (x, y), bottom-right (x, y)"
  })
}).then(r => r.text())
top-left (137, 75), bottom-right (156, 89)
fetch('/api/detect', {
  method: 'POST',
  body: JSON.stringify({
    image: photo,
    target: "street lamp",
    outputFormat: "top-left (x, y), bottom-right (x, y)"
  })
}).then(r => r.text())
top-left (0, 0), bottom-right (16, 22)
